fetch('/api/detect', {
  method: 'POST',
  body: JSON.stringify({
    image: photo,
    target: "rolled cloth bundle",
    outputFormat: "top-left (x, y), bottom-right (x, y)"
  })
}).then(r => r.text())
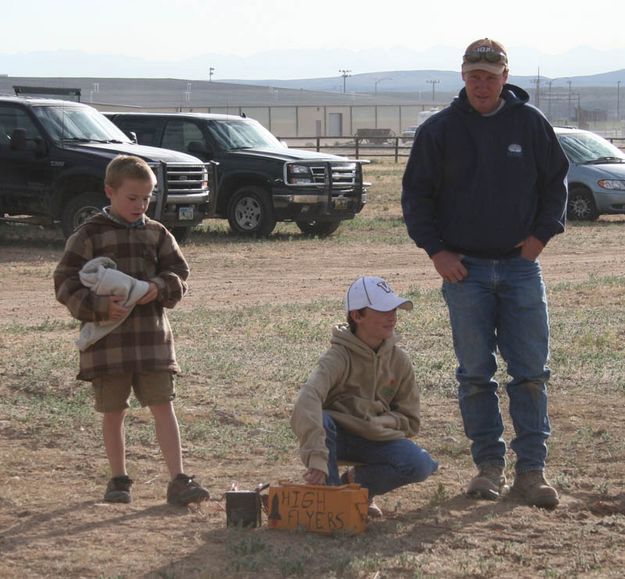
top-left (76, 257), bottom-right (150, 351)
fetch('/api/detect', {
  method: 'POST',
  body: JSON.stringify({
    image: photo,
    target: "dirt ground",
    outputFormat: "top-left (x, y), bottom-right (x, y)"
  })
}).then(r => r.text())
top-left (3, 224), bottom-right (625, 325)
top-left (1, 221), bottom-right (625, 578)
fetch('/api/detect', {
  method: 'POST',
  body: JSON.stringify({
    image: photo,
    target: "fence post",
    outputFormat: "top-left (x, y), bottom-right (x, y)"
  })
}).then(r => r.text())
top-left (316, 137), bottom-right (320, 152)
top-left (355, 137), bottom-right (359, 160)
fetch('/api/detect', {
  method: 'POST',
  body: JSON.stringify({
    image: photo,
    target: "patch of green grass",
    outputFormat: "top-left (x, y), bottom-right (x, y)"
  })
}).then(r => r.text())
top-left (2, 266), bottom-right (624, 465)
top-left (3, 318), bottom-right (78, 334)
top-left (428, 482), bottom-right (450, 507)
top-left (5, 386), bottom-right (97, 445)
top-left (226, 533), bottom-right (273, 573)
top-left (548, 276), bottom-right (625, 391)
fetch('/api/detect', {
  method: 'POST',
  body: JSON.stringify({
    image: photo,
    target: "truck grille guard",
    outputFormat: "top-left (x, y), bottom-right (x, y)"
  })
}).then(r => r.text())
top-left (283, 159), bottom-right (369, 205)
top-left (148, 161), bottom-right (217, 220)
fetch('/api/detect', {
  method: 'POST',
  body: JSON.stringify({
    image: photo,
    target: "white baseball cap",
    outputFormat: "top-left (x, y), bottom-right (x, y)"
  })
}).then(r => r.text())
top-left (344, 276), bottom-right (413, 314)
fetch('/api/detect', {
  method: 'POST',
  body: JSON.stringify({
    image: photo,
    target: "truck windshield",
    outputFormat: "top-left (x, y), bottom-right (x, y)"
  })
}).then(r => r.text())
top-left (32, 105), bottom-right (132, 144)
top-left (558, 132), bottom-right (625, 164)
top-left (207, 119), bottom-right (282, 151)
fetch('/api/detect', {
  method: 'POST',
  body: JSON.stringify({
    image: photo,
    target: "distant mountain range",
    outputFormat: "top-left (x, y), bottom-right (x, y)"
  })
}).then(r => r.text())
top-left (223, 69), bottom-right (625, 94)
top-left (1, 46), bottom-right (625, 88)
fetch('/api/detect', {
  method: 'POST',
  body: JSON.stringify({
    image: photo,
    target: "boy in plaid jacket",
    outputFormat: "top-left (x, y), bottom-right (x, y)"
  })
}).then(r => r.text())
top-left (54, 155), bottom-right (209, 506)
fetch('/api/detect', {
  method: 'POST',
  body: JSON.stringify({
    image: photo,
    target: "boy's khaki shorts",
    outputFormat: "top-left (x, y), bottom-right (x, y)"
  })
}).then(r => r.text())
top-left (92, 371), bottom-right (175, 413)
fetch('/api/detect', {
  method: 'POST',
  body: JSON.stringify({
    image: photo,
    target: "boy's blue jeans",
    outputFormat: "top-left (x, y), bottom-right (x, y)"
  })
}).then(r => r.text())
top-left (323, 413), bottom-right (438, 497)
top-left (442, 255), bottom-right (552, 474)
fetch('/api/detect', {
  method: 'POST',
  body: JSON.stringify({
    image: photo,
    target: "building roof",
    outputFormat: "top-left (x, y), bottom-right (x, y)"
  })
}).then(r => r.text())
top-left (0, 76), bottom-right (427, 109)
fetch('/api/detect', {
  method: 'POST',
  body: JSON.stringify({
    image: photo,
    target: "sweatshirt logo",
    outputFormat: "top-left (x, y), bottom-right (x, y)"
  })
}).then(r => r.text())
top-left (381, 386), bottom-right (394, 399)
top-left (381, 380), bottom-right (396, 399)
top-left (507, 143), bottom-right (523, 158)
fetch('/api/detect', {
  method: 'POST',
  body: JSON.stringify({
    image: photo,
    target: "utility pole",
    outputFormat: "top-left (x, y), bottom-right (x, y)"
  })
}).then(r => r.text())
top-left (531, 67), bottom-right (541, 109)
top-left (547, 80), bottom-right (553, 120)
top-left (617, 80), bottom-right (621, 122)
top-left (339, 69), bottom-right (351, 94)
top-left (426, 79), bottom-right (440, 103)
top-left (90, 82), bottom-right (99, 104)
top-left (374, 77), bottom-right (392, 95)
top-left (209, 67), bottom-right (215, 82)
top-left (567, 80), bottom-right (572, 123)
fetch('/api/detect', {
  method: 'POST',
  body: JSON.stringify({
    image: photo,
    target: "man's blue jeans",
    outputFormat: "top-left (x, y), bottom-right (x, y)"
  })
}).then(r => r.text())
top-left (323, 413), bottom-right (438, 497)
top-left (442, 255), bottom-right (552, 473)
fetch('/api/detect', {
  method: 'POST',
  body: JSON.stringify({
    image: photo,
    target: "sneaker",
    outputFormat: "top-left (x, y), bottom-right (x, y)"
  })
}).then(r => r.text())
top-left (510, 470), bottom-right (559, 509)
top-left (340, 467), bottom-right (355, 485)
top-left (340, 468), bottom-right (381, 517)
top-left (104, 475), bottom-right (133, 503)
top-left (368, 499), bottom-right (383, 518)
top-left (167, 473), bottom-right (210, 506)
top-left (466, 464), bottom-right (508, 500)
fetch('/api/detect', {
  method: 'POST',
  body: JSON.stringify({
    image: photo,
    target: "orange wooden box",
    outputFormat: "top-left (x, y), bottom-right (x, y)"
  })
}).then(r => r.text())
top-left (265, 481), bottom-right (369, 534)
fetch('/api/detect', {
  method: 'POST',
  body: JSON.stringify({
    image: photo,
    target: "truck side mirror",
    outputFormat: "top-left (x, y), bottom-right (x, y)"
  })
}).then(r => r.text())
top-left (10, 128), bottom-right (27, 151)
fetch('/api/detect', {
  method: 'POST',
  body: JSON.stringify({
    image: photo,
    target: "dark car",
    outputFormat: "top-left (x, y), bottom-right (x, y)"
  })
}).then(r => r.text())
top-left (106, 112), bottom-right (368, 236)
top-left (0, 96), bottom-right (211, 241)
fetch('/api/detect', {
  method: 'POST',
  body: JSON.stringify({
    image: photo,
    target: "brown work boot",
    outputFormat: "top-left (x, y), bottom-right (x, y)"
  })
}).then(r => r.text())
top-left (466, 464), bottom-right (508, 500)
top-left (104, 475), bottom-right (133, 503)
top-left (511, 470), bottom-right (559, 509)
top-left (167, 474), bottom-right (210, 506)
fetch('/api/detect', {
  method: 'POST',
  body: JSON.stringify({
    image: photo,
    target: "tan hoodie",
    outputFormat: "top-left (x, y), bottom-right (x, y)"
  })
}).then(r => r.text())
top-left (290, 324), bottom-right (421, 475)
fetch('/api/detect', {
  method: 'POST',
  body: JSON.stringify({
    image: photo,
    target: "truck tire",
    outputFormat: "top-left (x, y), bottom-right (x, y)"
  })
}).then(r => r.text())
top-left (296, 219), bottom-right (341, 237)
top-left (61, 192), bottom-right (108, 238)
top-left (227, 185), bottom-right (276, 237)
top-left (169, 226), bottom-right (193, 244)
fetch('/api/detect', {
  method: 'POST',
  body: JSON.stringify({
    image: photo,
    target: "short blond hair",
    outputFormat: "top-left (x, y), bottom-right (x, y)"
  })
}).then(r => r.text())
top-left (104, 155), bottom-right (157, 189)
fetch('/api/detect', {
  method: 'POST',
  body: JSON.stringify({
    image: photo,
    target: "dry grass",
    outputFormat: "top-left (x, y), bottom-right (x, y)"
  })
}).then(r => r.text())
top-left (1, 161), bottom-right (625, 577)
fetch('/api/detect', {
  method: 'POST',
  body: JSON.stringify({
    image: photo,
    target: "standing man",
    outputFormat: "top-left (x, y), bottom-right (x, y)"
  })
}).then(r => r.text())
top-left (401, 38), bottom-right (568, 509)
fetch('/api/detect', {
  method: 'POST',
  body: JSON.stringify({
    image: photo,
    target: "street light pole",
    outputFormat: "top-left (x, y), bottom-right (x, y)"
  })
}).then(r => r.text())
top-left (339, 69), bottom-right (351, 94)
top-left (426, 79), bottom-right (440, 103)
top-left (209, 67), bottom-right (215, 82)
top-left (374, 77), bottom-right (392, 95)
top-left (617, 80), bottom-right (621, 122)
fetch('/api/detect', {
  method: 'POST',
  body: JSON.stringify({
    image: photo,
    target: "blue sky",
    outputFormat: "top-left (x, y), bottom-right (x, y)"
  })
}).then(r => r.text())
top-left (4, 0), bottom-right (625, 78)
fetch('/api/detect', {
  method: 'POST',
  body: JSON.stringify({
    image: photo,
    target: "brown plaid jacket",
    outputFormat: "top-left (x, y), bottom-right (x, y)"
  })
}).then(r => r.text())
top-left (54, 214), bottom-right (189, 380)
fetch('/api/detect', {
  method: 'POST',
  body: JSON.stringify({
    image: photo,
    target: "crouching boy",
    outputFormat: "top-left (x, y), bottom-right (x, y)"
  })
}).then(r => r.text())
top-left (54, 155), bottom-right (209, 506)
top-left (290, 276), bottom-right (438, 517)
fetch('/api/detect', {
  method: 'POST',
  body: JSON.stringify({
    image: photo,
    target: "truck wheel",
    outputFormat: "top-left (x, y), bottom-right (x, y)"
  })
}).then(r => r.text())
top-left (296, 220), bottom-right (341, 237)
top-left (227, 186), bottom-right (276, 236)
top-left (169, 227), bottom-right (193, 244)
top-left (61, 192), bottom-right (107, 238)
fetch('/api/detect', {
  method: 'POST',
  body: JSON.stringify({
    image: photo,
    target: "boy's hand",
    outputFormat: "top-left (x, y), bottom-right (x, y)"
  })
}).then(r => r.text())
top-left (136, 282), bottom-right (159, 305)
top-left (108, 295), bottom-right (130, 320)
top-left (304, 468), bottom-right (327, 485)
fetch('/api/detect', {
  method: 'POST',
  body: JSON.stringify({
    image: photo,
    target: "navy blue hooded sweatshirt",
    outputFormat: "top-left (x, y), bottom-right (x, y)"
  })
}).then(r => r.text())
top-left (401, 84), bottom-right (569, 259)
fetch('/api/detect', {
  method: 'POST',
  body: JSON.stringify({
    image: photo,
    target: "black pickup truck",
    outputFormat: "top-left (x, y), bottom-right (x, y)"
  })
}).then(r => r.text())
top-left (105, 112), bottom-right (368, 236)
top-left (0, 96), bottom-right (212, 241)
